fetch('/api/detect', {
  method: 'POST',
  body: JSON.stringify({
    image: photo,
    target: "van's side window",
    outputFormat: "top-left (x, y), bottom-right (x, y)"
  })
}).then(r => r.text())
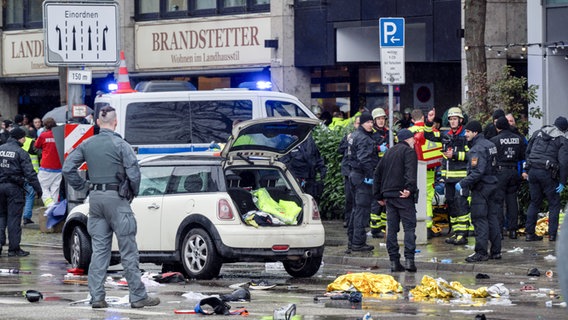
top-left (124, 100), bottom-right (252, 145)
top-left (125, 101), bottom-right (190, 144)
top-left (265, 100), bottom-right (310, 118)
top-left (190, 100), bottom-right (252, 143)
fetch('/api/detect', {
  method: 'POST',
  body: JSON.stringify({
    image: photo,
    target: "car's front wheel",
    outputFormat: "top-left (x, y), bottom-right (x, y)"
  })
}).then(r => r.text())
top-left (180, 228), bottom-right (222, 280)
top-left (70, 226), bottom-right (92, 271)
top-left (283, 255), bottom-right (322, 278)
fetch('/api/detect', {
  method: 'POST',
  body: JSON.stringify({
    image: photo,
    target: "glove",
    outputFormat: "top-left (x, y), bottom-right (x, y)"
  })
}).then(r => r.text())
top-left (209, 142), bottom-right (221, 150)
top-left (557, 183), bottom-right (565, 193)
top-left (455, 183), bottom-right (462, 192)
top-left (379, 143), bottom-right (388, 152)
top-left (363, 178), bottom-right (374, 185)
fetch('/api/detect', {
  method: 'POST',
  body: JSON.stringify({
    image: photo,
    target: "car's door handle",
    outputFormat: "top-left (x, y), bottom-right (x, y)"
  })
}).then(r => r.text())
top-left (147, 203), bottom-right (160, 209)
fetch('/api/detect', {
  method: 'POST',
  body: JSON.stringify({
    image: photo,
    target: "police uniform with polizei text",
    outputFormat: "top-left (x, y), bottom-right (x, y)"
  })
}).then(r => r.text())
top-left (489, 117), bottom-right (525, 239)
top-left (524, 117), bottom-right (568, 241)
top-left (458, 121), bottom-right (500, 262)
top-left (0, 128), bottom-right (42, 256)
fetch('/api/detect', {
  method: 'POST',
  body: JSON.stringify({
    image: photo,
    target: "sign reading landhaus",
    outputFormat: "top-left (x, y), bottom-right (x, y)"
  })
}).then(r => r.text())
top-left (135, 16), bottom-right (271, 70)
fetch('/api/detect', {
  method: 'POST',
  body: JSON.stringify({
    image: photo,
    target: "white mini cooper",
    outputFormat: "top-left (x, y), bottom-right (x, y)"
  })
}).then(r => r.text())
top-left (62, 117), bottom-right (325, 279)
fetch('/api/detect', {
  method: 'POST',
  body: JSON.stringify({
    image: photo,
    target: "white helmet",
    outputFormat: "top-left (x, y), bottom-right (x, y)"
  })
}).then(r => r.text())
top-left (372, 108), bottom-right (386, 119)
top-left (447, 107), bottom-right (464, 119)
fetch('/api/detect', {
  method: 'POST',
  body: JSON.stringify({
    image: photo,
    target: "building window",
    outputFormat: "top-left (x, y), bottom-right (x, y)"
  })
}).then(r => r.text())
top-left (135, 0), bottom-right (270, 20)
top-left (3, 0), bottom-right (43, 30)
top-left (547, 0), bottom-right (568, 5)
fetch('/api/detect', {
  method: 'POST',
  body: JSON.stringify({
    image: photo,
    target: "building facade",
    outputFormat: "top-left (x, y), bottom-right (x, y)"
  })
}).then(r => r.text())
top-left (1, 0), bottom-right (553, 128)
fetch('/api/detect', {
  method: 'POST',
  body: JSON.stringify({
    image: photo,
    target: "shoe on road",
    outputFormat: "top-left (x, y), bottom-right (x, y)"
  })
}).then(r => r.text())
top-left (508, 230), bottom-right (517, 239)
top-left (131, 296), bottom-right (160, 308)
top-left (351, 244), bottom-right (374, 252)
top-left (465, 252), bottom-right (489, 263)
top-left (390, 260), bottom-right (405, 272)
top-left (8, 249), bottom-right (30, 257)
top-left (444, 235), bottom-right (456, 244)
top-left (489, 253), bottom-right (502, 260)
top-left (23, 218), bottom-right (34, 225)
top-left (525, 234), bottom-right (543, 241)
top-left (453, 235), bottom-right (468, 245)
top-left (92, 300), bottom-right (108, 309)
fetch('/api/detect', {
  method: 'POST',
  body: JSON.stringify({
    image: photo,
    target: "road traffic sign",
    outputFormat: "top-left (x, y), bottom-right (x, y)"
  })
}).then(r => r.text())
top-left (43, 1), bottom-right (119, 66)
top-left (67, 69), bottom-right (92, 85)
top-left (379, 17), bottom-right (405, 85)
top-left (380, 18), bottom-right (405, 47)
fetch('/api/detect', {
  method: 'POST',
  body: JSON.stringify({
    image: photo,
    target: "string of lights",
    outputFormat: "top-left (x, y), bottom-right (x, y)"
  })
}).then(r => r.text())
top-left (463, 41), bottom-right (568, 60)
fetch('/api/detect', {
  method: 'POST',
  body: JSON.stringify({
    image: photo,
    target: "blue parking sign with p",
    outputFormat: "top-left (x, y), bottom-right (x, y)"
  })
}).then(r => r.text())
top-left (380, 18), bottom-right (405, 47)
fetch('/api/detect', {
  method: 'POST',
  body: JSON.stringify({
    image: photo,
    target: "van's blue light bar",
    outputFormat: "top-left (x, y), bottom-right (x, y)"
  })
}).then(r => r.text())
top-left (137, 146), bottom-right (210, 154)
top-left (238, 81), bottom-right (272, 90)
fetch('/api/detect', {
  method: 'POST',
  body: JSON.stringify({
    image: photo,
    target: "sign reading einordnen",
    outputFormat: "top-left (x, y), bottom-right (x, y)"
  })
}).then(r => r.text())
top-left (43, 1), bottom-right (119, 66)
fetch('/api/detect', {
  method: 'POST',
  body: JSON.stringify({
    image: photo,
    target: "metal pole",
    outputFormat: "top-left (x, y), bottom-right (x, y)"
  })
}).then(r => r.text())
top-left (388, 84), bottom-right (394, 147)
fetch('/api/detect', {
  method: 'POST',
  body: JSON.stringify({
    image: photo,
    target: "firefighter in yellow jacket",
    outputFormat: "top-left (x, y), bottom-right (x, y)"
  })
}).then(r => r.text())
top-left (424, 107), bottom-right (473, 245)
top-left (408, 109), bottom-right (443, 238)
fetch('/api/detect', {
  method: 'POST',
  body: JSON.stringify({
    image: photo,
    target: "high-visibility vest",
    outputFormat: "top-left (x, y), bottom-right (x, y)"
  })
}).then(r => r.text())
top-left (409, 122), bottom-right (443, 169)
top-left (22, 137), bottom-right (39, 172)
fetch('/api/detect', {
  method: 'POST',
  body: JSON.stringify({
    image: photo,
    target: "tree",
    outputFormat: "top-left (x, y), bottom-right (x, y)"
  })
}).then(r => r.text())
top-left (463, 0), bottom-right (488, 119)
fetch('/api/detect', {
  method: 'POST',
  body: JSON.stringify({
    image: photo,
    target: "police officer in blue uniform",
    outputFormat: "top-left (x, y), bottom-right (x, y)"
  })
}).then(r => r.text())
top-left (0, 127), bottom-right (42, 257)
top-left (524, 116), bottom-right (568, 242)
top-left (456, 121), bottom-right (500, 262)
top-left (63, 106), bottom-right (160, 309)
top-left (490, 116), bottom-right (526, 239)
top-left (347, 112), bottom-right (377, 252)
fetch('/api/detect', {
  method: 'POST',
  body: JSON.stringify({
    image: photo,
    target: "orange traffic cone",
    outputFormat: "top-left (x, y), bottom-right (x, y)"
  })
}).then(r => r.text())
top-left (114, 50), bottom-right (135, 93)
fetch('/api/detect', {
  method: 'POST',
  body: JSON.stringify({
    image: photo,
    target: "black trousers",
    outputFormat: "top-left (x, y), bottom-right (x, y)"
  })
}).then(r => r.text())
top-left (493, 167), bottom-right (520, 231)
top-left (385, 197), bottom-right (417, 261)
top-left (348, 172), bottom-right (372, 247)
top-left (470, 187), bottom-right (501, 256)
top-left (0, 183), bottom-right (25, 251)
top-left (343, 175), bottom-right (354, 224)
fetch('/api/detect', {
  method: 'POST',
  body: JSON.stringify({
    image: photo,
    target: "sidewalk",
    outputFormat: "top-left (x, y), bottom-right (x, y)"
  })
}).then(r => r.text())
top-left (322, 220), bottom-right (558, 275)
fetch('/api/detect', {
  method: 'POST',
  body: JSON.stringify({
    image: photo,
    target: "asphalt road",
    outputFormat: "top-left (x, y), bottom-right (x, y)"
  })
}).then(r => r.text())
top-left (0, 219), bottom-right (565, 319)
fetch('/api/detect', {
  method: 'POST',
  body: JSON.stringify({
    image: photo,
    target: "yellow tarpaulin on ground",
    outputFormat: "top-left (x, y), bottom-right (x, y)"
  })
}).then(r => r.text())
top-left (326, 272), bottom-right (403, 296)
top-left (409, 275), bottom-right (488, 300)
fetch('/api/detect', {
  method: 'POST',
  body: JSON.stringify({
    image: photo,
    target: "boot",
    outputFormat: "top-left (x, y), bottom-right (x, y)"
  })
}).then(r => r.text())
top-left (390, 260), bottom-right (405, 272)
top-left (405, 259), bottom-right (417, 272)
top-left (453, 234), bottom-right (468, 245)
top-left (508, 230), bottom-right (517, 239)
top-left (444, 234), bottom-right (456, 244)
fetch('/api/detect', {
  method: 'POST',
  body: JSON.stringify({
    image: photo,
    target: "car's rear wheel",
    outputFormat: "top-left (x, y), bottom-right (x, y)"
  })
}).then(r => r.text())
top-left (283, 255), bottom-right (322, 277)
top-left (180, 228), bottom-right (222, 280)
top-left (70, 226), bottom-right (92, 271)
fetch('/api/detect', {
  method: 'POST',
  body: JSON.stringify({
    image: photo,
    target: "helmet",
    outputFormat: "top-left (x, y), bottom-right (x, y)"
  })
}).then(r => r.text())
top-left (372, 108), bottom-right (386, 119)
top-left (447, 107), bottom-right (464, 119)
top-left (403, 107), bottom-right (413, 114)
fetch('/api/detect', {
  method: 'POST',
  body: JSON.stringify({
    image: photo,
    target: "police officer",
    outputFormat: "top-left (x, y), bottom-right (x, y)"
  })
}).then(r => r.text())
top-left (374, 129), bottom-right (418, 272)
top-left (281, 135), bottom-right (326, 202)
top-left (347, 112), bottom-right (377, 252)
top-left (370, 108), bottom-right (389, 238)
top-left (425, 107), bottom-right (472, 244)
top-left (337, 116), bottom-right (360, 228)
top-left (524, 116), bottom-right (568, 242)
top-left (63, 106), bottom-right (160, 309)
top-left (0, 127), bottom-right (42, 257)
top-left (490, 116), bottom-right (525, 239)
top-left (456, 121), bottom-right (500, 262)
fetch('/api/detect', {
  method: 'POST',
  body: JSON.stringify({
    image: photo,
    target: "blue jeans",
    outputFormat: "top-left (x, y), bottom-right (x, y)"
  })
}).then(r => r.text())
top-left (23, 182), bottom-right (35, 220)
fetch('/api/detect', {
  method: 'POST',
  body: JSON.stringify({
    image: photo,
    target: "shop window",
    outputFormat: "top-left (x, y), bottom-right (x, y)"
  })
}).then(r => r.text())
top-left (135, 0), bottom-right (270, 20)
top-left (3, 0), bottom-right (42, 30)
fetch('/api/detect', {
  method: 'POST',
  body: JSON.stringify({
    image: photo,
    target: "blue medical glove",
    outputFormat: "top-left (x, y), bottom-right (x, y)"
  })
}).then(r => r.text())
top-left (556, 183), bottom-right (565, 193)
top-left (455, 183), bottom-right (462, 192)
top-left (379, 143), bottom-right (388, 153)
top-left (209, 142), bottom-right (221, 150)
top-left (363, 178), bottom-right (374, 185)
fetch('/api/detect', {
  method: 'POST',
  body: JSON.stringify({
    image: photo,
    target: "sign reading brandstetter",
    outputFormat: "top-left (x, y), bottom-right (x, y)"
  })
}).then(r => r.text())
top-left (379, 17), bottom-right (405, 85)
top-left (135, 16), bottom-right (271, 70)
top-left (43, 0), bottom-right (119, 66)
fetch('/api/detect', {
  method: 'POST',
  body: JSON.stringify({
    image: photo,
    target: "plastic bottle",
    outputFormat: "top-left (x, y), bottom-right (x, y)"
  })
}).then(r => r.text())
top-left (441, 259), bottom-right (452, 264)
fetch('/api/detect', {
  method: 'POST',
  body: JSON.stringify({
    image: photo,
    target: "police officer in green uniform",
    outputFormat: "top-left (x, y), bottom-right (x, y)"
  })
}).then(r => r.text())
top-left (63, 106), bottom-right (160, 309)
